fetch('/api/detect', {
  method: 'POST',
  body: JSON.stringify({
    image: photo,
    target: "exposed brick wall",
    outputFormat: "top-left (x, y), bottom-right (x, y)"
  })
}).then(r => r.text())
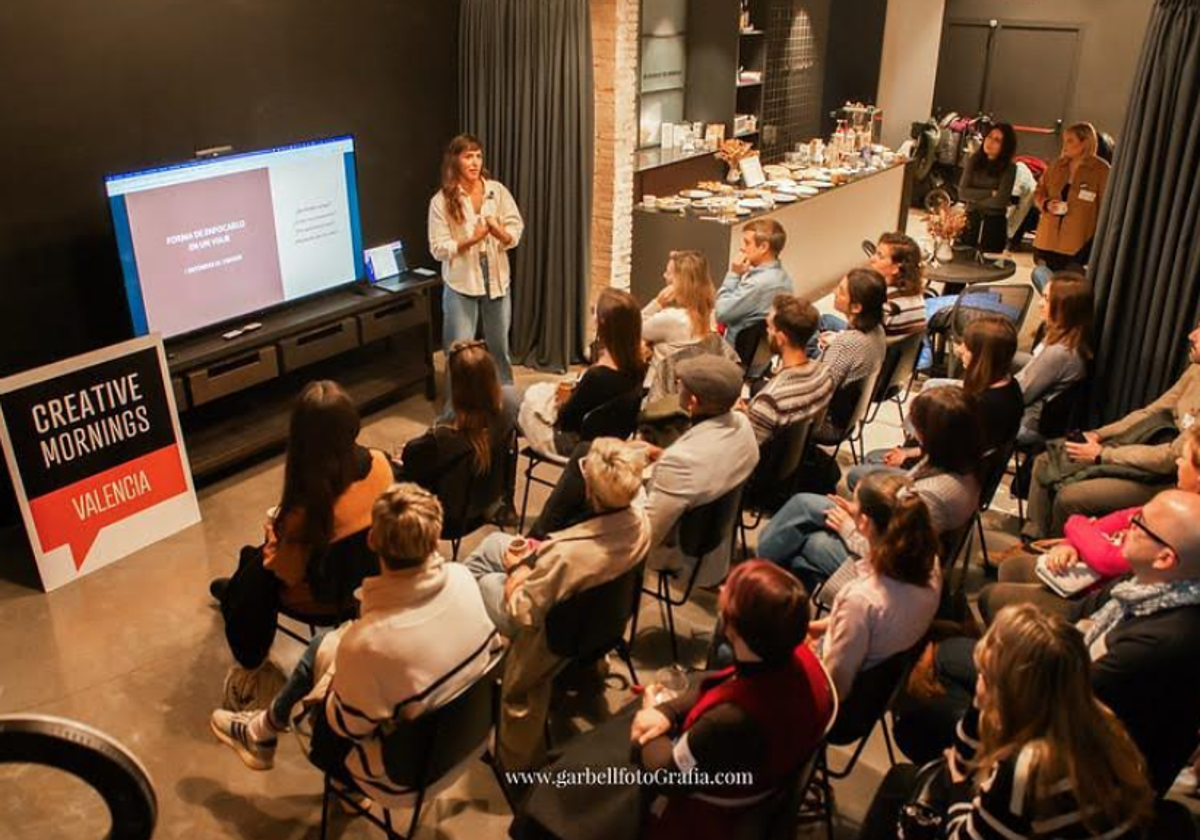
top-left (590, 0), bottom-right (638, 305)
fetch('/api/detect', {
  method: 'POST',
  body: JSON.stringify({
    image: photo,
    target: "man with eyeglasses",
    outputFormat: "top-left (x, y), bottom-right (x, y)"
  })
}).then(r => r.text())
top-left (1022, 320), bottom-right (1200, 541)
top-left (895, 489), bottom-right (1200, 795)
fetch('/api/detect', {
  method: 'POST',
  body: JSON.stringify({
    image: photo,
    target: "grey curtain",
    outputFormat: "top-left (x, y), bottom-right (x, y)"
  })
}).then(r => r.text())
top-left (460, 0), bottom-right (593, 372)
top-left (1089, 0), bottom-right (1200, 423)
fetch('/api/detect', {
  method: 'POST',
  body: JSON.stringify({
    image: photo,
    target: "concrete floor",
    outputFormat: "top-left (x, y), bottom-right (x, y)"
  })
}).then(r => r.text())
top-left (0, 248), bottom-right (1050, 840)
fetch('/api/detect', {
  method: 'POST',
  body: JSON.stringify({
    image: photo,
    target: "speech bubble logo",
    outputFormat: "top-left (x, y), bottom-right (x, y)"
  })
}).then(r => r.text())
top-left (27, 445), bottom-right (188, 570)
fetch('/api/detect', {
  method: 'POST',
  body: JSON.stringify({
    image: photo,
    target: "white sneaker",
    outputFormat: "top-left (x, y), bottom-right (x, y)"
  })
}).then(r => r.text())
top-left (222, 662), bottom-right (286, 712)
top-left (210, 710), bottom-right (277, 770)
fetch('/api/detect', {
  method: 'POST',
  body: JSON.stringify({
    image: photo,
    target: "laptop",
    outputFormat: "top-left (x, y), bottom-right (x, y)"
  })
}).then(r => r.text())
top-left (365, 240), bottom-right (409, 291)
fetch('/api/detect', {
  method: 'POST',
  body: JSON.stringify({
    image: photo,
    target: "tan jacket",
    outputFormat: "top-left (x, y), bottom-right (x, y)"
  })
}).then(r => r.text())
top-left (499, 503), bottom-right (651, 769)
top-left (1097, 364), bottom-right (1200, 475)
top-left (1034, 155), bottom-right (1110, 257)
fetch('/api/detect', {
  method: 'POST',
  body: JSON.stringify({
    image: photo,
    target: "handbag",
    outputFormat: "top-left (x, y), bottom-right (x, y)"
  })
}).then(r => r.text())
top-left (897, 758), bottom-right (953, 840)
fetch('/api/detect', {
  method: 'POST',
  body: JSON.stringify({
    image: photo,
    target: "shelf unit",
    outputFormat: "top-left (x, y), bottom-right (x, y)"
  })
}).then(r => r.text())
top-left (685, 0), bottom-right (769, 144)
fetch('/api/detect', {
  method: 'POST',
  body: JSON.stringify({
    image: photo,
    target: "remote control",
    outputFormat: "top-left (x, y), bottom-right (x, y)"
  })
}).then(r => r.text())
top-left (243, 322), bottom-right (263, 331)
top-left (222, 329), bottom-right (243, 340)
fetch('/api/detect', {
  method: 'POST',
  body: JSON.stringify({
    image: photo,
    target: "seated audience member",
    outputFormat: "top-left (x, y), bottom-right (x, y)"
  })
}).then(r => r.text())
top-left (1013, 273), bottom-right (1092, 446)
top-left (715, 218), bottom-right (793, 347)
top-left (872, 316), bottom-right (1022, 471)
top-left (957, 122), bottom-right (1018, 254)
top-left (817, 233), bottom-right (927, 344)
top-left (1021, 318), bottom-right (1200, 541)
top-left (812, 268), bottom-right (888, 443)
top-left (211, 381), bottom-right (394, 710)
top-left (981, 425), bottom-right (1200, 622)
top-left (210, 483), bottom-right (504, 805)
top-left (898, 489), bottom-right (1200, 795)
top-left (645, 356), bottom-right (761, 587)
top-left (861, 604), bottom-right (1153, 840)
top-left (760, 386), bottom-right (981, 592)
top-left (463, 437), bottom-right (651, 769)
top-left (395, 340), bottom-right (517, 519)
top-left (742, 294), bottom-right (833, 445)
top-left (642, 249), bottom-right (716, 354)
top-left (512, 561), bottom-right (833, 840)
top-left (812, 472), bottom-right (941, 702)
top-left (518, 287), bottom-right (646, 457)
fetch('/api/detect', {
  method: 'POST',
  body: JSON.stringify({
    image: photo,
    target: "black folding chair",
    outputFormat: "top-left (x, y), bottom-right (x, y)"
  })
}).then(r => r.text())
top-left (0, 715), bottom-right (157, 840)
top-left (861, 331), bottom-right (924, 428)
top-left (943, 442), bottom-right (1018, 596)
top-left (277, 528), bottom-right (375, 644)
top-left (436, 430), bottom-right (519, 560)
top-left (518, 389), bottom-right (642, 530)
top-left (546, 563), bottom-right (643, 686)
top-left (738, 415), bottom-right (820, 556)
top-left (640, 485), bottom-right (744, 662)
top-left (734, 319), bottom-right (770, 370)
top-left (1012, 378), bottom-right (1089, 525)
top-left (820, 374), bottom-right (878, 464)
top-left (320, 654), bottom-right (505, 840)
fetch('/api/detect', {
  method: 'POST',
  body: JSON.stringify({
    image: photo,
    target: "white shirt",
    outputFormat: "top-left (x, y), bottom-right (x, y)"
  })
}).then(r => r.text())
top-left (427, 179), bottom-right (524, 298)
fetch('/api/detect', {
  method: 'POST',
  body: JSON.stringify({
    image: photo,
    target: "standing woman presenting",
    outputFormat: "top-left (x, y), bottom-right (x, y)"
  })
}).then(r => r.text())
top-left (428, 134), bottom-right (524, 392)
top-left (1032, 122), bottom-right (1109, 276)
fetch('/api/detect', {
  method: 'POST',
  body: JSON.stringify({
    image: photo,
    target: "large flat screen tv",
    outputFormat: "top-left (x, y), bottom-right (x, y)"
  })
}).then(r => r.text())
top-left (105, 135), bottom-right (365, 340)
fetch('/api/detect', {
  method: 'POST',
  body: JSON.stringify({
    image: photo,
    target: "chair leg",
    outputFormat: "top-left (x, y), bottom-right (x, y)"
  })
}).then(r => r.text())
top-left (882, 716), bottom-right (898, 767)
top-left (976, 510), bottom-right (993, 572)
top-left (518, 457), bottom-right (535, 533)
top-left (451, 538), bottom-right (461, 562)
top-left (660, 573), bottom-right (680, 663)
top-left (320, 775), bottom-right (331, 840)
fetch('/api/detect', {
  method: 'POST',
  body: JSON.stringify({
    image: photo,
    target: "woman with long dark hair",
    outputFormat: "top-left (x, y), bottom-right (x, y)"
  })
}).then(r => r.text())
top-left (518, 287), bottom-right (647, 456)
top-left (211, 380), bottom-right (394, 710)
top-left (813, 267), bottom-right (888, 442)
top-left (959, 122), bottom-right (1018, 253)
top-left (428, 134), bottom-right (524, 391)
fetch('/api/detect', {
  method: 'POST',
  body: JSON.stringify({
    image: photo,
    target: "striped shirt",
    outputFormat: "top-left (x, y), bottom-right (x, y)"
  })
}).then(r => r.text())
top-left (884, 290), bottom-right (927, 339)
top-left (745, 360), bottom-right (834, 445)
top-left (946, 705), bottom-right (1141, 840)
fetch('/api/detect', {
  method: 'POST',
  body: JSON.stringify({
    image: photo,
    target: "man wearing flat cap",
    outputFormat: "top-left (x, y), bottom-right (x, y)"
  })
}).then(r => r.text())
top-left (644, 355), bottom-right (760, 586)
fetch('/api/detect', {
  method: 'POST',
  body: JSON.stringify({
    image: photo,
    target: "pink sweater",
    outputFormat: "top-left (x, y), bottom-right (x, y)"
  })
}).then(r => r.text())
top-left (1063, 507), bottom-right (1136, 578)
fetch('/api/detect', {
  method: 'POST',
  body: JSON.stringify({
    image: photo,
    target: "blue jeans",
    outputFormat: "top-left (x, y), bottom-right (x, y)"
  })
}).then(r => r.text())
top-left (1031, 264), bottom-right (1053, 296)
top-left (844, 461), bottom-right (903, 494)
top-left (269, 629), bottom-right (330, 728)
top-left (757, 493), bottom-right (849, 592)
top-left (806, 313), bottom-right (847, 359)
top-left (462, 532), bottom-right (521, 638)
top-left (442, 285), bottom-right (514, 384)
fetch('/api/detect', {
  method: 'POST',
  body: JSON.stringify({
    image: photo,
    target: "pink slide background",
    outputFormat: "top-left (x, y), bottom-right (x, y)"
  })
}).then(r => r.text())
top-left (125, 168), bottom-right (284, 337)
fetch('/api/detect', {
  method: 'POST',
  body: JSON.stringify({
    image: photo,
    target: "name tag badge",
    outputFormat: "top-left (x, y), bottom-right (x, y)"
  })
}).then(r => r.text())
top-left (1079, 189), bottom-right (1097, 203)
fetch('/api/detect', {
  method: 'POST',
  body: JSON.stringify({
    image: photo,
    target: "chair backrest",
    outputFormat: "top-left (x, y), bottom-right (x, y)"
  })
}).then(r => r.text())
top-left (648, 333), bottom-right (743, 402)
top-left (872, 332), bottom-right (924, 404)
top-left (306, 527), bottom-right (377, 607)
top-left (0, 715), bottom-right (157, 840)
top-left (938, 523), bottom-right (971, 569)
top-left (678, 485), bottom-right (744, 559)
top-left (977, 441), bottom-right (1016, 511)
top-left (1038, 377), bottom-right (1089, 439)
top-left (825, 375), bottom-right (873, 442)
top-left (949, 283), bottom-right (1035, 339)
top-left (581, 389), bottom-right (642, 441)
top-left (381, 654), bottom-right (504, 788)
top-left (734, 320), bottom-right (769, 368)
top-left (744, 416), bottom-right (818, 511)
top-left (827, 646), bottom-right (917, 747)
top-left (435, 430), bottom-right (518, 541)
top-left (545, 564), bottom-right (642, 660)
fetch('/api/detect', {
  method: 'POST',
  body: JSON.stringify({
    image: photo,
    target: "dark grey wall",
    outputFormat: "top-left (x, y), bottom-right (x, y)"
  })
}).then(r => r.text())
top-left (760, 0), bottom-right (832, 162)
top-left (944, 0), bottom-right (1154, 137)
top-left (0, 0), bottom-right (461, 378)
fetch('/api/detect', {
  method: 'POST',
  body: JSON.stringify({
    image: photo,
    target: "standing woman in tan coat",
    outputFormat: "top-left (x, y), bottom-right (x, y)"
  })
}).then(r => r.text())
top-left (1033, 122), bottom-right (1111, 272)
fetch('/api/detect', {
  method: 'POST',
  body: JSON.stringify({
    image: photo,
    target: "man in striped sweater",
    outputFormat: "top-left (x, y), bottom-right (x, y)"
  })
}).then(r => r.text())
top-left (210, 483), bottom-right (504, 807)
top-left (743, 294), bottom-right (834, 446)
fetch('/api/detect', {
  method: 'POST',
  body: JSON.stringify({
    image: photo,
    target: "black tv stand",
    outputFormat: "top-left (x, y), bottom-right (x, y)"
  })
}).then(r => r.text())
top-left (166, 275), bottom-right (439, 481)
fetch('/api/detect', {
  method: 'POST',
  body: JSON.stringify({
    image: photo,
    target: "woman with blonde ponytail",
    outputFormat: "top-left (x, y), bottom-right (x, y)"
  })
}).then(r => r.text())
top-left (812, 471), bottom-right (941, 702)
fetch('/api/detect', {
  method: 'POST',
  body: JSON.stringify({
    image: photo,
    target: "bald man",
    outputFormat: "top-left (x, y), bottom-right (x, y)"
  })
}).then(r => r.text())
top-left (896, 489), bottom-right (1200, 794)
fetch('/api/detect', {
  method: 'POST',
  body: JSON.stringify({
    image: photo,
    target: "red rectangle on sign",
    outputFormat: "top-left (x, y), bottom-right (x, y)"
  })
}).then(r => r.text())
top-left (27, 444), bottom-right (190, 569)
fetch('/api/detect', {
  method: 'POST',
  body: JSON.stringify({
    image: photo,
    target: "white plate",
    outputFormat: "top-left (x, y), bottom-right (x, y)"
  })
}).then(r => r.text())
top-left (680, 189), bottom-right (714, 199)
top-left (800, 180), bottom-right (833, 189)
top-left (771, 192), bottom-right (798, 203)
top-left (736, 206), bottom-right (752, 215)
top-left (739, 198), bottom-right (769, 209)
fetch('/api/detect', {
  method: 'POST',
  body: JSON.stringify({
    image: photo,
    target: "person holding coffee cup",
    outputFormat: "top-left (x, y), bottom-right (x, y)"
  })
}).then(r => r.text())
top-left (1032, 122), bottom-right (1110, 273)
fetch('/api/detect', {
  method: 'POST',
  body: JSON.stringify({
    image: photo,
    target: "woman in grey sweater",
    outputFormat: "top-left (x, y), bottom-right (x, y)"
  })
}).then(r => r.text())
top-left (1016, 273), bottom-right (1092, 444)
top-left (959, 123), bottom-right (1017, 253)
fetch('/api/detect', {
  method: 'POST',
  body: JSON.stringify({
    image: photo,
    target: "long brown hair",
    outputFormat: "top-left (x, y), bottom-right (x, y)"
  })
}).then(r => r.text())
top-left (856, 471), bottom-right (939, 586)
top-left (447, 340), bottom-right (503, 474)
top-left (596, 287), bottom-right (648, 379)
top-left (846, 267), bottom-right (887, 332)
top-left (961, 316), bottom-right (1018, 396)
top-left (440, 133), bottom-right (486, 228)
top-left (668, 250), bottom-right (716, 338)
top-left (909, 386), bottom-right (982, 477)
top-left (277, 381), bottom-right (363, 551)
top-left (1043, 274), bottom-right (1094, 359)
top-left (975, 605), bottom-right (1155, 834)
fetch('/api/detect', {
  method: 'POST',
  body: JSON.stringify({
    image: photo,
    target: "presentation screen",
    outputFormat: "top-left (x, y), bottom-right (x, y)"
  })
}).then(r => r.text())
top-left (105, 136), bottom-right (365, 339)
